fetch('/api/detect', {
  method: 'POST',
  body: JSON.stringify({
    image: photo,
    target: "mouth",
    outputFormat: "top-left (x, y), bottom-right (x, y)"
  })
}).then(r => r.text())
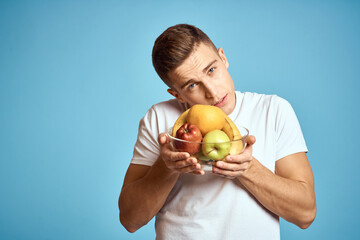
top-left (213, 94), bottom-right (228, 107)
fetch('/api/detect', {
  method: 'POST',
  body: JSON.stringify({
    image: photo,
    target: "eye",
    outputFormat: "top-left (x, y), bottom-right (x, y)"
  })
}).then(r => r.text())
top-left (188, 83), bottom-right (196, 89)
top-left (208, 67), bottom-right (215, 74)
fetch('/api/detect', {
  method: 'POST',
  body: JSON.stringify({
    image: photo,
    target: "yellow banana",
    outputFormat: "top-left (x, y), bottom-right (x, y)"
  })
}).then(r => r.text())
top-left (172, 108), bottom-right (190, 137)
top-left (222, 115), bottom-right (243, 155)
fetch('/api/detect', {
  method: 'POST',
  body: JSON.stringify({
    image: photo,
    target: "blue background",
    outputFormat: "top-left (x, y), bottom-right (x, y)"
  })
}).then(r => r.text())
top-left (1, 0), bottom-right (359, 239)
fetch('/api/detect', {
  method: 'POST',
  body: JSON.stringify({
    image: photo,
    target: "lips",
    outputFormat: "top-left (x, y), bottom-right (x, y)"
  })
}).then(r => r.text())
top-left (214, 94), bottom-right (228, 107)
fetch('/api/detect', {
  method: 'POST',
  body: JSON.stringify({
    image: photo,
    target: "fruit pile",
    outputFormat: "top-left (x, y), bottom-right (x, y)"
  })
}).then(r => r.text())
top-left (172, 105), bottom-right (243, 162)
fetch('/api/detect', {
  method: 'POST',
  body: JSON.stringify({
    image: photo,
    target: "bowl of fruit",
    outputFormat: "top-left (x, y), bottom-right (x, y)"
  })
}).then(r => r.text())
top-left (167, 105), bottom-right (249, 172)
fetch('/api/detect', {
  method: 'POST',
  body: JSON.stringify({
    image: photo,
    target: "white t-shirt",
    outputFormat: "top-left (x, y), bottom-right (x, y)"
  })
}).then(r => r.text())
top-left (131, 91), bottom-right (308, 240)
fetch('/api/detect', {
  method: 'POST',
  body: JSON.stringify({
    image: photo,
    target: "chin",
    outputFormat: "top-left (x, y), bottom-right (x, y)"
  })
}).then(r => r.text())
top-left (221, 106), bottom-right (231, 115)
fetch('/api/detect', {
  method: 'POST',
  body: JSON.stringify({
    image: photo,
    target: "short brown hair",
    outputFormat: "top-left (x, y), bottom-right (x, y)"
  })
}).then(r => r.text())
top-left (152, 24), bottom-right (217, 88)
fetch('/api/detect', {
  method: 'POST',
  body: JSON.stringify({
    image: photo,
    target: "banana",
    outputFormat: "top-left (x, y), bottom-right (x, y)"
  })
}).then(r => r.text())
top-left (222, 115), bottom-right (243, 155)
top-left (172, 108), bottom-right (191, 137)
top-left (171, 106), bottom-right (244, 156)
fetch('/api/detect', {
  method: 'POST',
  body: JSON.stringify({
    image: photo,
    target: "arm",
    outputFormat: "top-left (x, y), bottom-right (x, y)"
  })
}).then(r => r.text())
top-left (213, 136), bottom-right (316, 229)
top-left (118, 134), bottom-right (204, 233)
top-left (239, 152), bottom-right (316, 229)
top-left (119, 158), bottom-right (179, 233)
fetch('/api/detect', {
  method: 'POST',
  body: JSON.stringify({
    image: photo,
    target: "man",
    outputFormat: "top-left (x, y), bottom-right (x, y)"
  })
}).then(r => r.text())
top-left (119, 24), bottom-right (316, 239)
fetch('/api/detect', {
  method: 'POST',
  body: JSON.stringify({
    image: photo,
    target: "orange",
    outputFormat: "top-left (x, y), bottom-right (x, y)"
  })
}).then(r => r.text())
top-left (186, 105), bottom-right (225, 135)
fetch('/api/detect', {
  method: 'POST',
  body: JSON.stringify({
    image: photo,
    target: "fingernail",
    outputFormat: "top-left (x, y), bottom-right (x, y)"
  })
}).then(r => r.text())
top-left (217, 162), bottom-right (223, 167)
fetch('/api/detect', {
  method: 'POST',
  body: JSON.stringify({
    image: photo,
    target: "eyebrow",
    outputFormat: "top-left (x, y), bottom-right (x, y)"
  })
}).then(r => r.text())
top-left (203, 60), bottom-right (217, 73)
top-left (180, 79), bottom-right (195, 90)
top-left (180, 60), bottom-right (218, 89)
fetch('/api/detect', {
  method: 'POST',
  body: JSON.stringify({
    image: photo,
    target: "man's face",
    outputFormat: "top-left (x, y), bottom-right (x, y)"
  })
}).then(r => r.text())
top-left (167, 43), bottom-right (236, 115)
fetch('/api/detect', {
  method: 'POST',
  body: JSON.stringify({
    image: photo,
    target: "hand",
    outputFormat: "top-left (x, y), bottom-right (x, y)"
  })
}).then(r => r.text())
top-left (212, 135), bottom-right (256, 179)
top-left (158, 133), bottom-right (205, 175)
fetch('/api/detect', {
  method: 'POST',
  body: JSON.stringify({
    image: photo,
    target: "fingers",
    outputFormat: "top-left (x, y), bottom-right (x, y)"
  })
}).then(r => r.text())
top-left (169, 151), bottom-right (191, 161)
top-left (212, 136), bottom-right (256, 178)
top-left (212, 155), bottom-right (253, 178)
top-left (213, 154), bottom-right (253, 178)
top-left (173, 157), bottom-right (197, 168)
top-left (159, 132), bottom-right (205, 175)
top-left (169, 157), bottom-right (203, 173)
top-left (161, 142), bottom-right (190, 161)
top-left (162, 150), bottom-right (202, 173)
top-left (242, 135), bottom-right (255, 150)
top-left (214, 160), bottom-right (250, 172)
top-left (225, 149), bottom-right (252, 163)
top-left (159, 132), bottom-right (190, 160)
top-left (180, 162), bottom-right (203, 174)
top-left (246, 135), bottom-right (256, 145)
top-left (158, 133), bottom-right (169, 145)
top-left (212, 161), bottom-right (250, 178)
top-left (190, 169), bottom-right (205, 175)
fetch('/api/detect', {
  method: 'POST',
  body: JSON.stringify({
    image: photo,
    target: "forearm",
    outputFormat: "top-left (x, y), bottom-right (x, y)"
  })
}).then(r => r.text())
top-left (119, 158), bottom-right (179, 232)
top-left (238, 158), bottom-right (316, 229)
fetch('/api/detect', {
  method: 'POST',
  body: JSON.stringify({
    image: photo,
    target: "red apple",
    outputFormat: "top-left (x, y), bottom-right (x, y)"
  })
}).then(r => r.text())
top-left (174, 123), bottom-right (202, 154)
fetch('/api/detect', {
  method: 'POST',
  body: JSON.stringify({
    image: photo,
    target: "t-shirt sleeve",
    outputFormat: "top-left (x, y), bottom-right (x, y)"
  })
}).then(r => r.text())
top-left (131, 107), bottom-right (161, 166)
top-left (274, 97), bottom-right (308, 161)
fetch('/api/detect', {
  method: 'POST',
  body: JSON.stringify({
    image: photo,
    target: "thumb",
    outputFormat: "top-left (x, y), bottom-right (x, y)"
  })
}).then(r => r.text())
top-left (158, 133), bottom-right (169, 145)
top-left (246, 135), bottom-right (256, 146)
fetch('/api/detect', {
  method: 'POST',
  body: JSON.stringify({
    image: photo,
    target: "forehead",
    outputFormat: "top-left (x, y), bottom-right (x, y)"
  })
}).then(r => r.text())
top-left (170, 43), bottom-right (219, 81)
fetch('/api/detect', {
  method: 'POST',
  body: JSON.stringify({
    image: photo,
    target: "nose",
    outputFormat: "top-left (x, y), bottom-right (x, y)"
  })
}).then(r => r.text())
top-left (203, 81), bottom-right (217, 99)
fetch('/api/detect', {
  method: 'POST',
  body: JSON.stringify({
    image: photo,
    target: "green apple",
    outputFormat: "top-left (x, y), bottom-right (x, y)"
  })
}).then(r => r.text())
top-left (197, 152), bottom-right (212, 162)
top-left (202, 130), bottom-right (231, 161)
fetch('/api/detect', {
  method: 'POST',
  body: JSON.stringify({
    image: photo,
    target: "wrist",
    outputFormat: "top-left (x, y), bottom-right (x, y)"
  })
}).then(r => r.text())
top-left (237, 157), bottom-right (258, 182)
top-left (154, 157), bottom-right (180, 178)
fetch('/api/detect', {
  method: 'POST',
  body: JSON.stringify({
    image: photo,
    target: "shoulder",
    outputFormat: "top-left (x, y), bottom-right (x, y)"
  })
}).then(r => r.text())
top-left (150, 98), bottom-right (186, 114)
top-left (143, 98), bottom-right (186, 121)
top-left (241, 92), bottom-right (289, 109)
top-left (139, 98), bottom-right (186, 132)
top-left (237, 92), bottom-right (296, 121)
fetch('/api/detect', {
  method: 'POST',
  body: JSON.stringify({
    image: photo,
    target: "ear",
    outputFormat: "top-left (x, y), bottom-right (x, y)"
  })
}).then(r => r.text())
top-left (167, 88), bottom-right (186, 103)
top-left (218, 47), bottom-right (229, 69)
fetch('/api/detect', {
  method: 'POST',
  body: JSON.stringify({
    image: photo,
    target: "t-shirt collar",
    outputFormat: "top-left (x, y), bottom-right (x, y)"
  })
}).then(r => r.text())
top-left (228, 91), bottom-right (243, 120)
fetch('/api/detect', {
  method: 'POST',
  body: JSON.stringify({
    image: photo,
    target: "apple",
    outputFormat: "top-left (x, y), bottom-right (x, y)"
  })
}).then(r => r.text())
top-left (202, 130), bottom-right (231, 161)
top-left (174, 123), bottom-right (202, 154)
top-left (197, 152), bottom-right (212, 162)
